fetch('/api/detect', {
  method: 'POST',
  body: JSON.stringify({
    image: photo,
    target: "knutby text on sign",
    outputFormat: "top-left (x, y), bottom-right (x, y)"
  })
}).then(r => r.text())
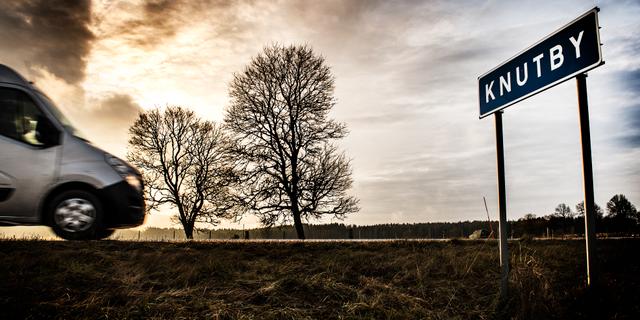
top-left (478, 8), bottom-right (603, 118)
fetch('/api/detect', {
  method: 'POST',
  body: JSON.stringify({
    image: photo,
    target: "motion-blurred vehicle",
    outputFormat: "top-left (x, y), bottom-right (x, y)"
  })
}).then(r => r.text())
top-left (0, 64), bottom-right (145, 240)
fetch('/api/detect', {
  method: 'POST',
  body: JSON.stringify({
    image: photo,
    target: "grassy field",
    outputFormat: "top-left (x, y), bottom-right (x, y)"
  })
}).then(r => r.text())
top-left (0, 239), bottom-right (638, 319)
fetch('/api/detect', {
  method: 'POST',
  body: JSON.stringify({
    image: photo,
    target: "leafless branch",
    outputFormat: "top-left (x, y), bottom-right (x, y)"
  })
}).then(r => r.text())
top-left (224, 44), bottom-right (359, 239)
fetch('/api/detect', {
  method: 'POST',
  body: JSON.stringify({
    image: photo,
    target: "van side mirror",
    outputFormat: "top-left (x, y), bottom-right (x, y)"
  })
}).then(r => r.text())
top-left (35, 116), bottom-right (60, 147)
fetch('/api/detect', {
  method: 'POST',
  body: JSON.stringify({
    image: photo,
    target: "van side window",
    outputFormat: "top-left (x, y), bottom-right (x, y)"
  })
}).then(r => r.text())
top-left (0, 87), bottom-right (50, 146)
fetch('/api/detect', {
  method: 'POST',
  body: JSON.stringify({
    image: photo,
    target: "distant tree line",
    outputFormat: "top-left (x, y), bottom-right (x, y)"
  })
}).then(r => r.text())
top-left (114, 194), bottom-right (638, 240)
top-left (515, 194), bottom-right (639, 237)
top-left (116, 222), bottom-right (497, 241)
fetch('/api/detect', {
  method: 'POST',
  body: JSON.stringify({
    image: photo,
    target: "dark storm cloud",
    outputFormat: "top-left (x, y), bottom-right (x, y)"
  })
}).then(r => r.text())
top-left (620, 69), bottom-right (640, 93)
top-left (0, 0), bottom-right (94, 84)
top-left (613, 70), bottom-right (640, 148)
top-left (110, 0), bottom-right (240, 48)
top-left (63, 93), bottom-right (141, 126)
top-left (117, 0), bottom-right (185, 47)
top-left (87, 94), bottom-right (142, 126)
top-left (623, 105), bottom-right (640, 148)
top-left (64, 94), bottom-right (142, 155)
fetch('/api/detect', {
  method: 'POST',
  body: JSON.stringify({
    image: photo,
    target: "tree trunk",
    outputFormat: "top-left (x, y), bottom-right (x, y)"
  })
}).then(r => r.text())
top-left (292, 208), bottom-right (305, 240)
top-left (182, 221), bottom-right (194, 239)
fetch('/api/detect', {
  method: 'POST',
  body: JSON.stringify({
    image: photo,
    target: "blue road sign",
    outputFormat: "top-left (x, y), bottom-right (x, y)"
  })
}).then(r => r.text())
top-left (478, 8), bottom-right (603, 118)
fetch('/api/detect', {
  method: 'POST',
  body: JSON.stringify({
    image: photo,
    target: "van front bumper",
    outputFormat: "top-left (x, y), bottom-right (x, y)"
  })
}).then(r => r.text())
top-left (97, 181), bottom-right (146, 228)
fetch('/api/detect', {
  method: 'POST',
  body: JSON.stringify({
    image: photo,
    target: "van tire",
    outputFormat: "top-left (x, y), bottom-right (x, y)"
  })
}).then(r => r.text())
top-left (48, 190), bottom-right (104, 241)
top-left (95, 229), bottom-right (116, 240)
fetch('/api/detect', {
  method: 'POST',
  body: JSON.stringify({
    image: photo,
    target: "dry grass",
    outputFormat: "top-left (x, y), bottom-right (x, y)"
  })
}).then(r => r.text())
top-left (0, 239), bottom-right (638, 319)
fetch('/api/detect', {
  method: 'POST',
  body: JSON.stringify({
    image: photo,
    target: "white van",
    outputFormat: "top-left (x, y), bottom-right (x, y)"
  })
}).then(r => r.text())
top-left (0, 64), bottom-right (145, 240)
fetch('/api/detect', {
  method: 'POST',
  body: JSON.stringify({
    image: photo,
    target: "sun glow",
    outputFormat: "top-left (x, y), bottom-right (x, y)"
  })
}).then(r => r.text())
top-left (83, 1), bottom-right (235, 121)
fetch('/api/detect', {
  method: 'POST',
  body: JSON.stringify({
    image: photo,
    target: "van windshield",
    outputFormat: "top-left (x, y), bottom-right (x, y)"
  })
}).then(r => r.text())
top-left (34, 91), bottom-right (87, 141)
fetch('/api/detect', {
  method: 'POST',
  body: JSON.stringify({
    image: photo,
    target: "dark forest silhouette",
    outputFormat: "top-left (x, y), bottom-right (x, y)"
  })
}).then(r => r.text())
top-left (119, 194), bottom-right (639, 240)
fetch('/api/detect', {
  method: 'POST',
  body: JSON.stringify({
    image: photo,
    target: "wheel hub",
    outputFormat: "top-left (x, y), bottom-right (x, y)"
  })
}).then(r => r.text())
top-left (54, 198), bottom-right (96, 232)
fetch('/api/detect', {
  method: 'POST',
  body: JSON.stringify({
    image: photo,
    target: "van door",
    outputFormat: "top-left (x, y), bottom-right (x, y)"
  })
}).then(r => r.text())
top-left (0, 87), bottom-right (61, 221)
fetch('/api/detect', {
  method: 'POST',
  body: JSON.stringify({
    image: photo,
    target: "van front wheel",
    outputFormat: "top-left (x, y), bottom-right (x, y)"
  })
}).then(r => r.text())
top-left (48, 190), bottom-right (104, 241)
top-left (95, 229), bottom-right (115, 240)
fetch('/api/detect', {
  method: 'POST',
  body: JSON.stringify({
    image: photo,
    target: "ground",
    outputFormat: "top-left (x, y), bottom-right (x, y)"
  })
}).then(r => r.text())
top-left (0, 239), bottom-right (638, 319)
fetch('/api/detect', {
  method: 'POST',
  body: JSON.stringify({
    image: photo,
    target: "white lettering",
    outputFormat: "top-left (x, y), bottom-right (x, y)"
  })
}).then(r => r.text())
top-left (499, 72), bottom-right (511, 96)
top-left (550, 45), bottom-right (564, 71)
top-left (570, 31), bottom-right (584, 58)
top-left (485, 33), bottom-right (590, 104)
top-left (516, 63), bottom-right (528, 86)
top-left (485, 81), bottom-right (495, 103)
top-left (533, 53), bottom-right (544, 77)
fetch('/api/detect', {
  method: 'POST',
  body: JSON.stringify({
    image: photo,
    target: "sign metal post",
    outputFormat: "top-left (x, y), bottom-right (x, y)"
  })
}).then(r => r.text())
top-left (576, 73), bottom-right (597, 286)
top-left (494, 111), bottom-right (509, 296)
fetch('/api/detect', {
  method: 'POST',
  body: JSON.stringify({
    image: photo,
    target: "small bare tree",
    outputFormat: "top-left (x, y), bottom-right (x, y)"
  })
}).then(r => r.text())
top-left (128, 106), bottom-right (237, 239)
top-left (553, 203), bottom-right (575, 219)
top-left (225, 44), bottom-right (359, 239)
top-left (606, 194), bottom-right (637, 220)
top-left (576, 201), bottom-right (603, 219)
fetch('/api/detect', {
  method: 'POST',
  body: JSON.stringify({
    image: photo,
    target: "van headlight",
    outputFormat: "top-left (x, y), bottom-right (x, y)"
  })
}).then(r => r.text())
top-left (105, 154), bottom-right (143, 192)
top-left (125, 175), bottom-right (143, 193)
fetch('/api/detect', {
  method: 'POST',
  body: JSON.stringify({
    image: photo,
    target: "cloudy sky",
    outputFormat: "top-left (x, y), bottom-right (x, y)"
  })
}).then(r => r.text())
top-left (1, 0), bottom-right (638, 232)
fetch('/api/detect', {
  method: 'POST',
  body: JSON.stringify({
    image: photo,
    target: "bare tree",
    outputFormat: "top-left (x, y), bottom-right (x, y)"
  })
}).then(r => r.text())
top-left (606, 194), bottom-right (637, 220)
top-left (575, 201), bottom-right (603, 219)
top-left (553, 203), bottom-right (575, 219)
top-left (224, 44), bottom-right (359, 239)
top-left (128, 106), bottom-right (237, 239)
